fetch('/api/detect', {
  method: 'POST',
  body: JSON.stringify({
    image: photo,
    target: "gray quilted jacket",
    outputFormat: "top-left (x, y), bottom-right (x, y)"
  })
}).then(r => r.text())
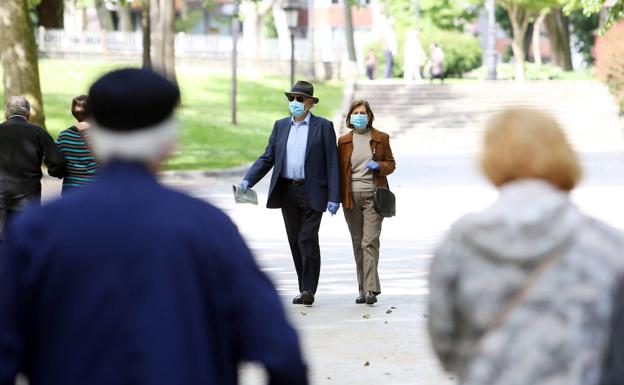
top-left (429, 179), bottom-right (624, 385)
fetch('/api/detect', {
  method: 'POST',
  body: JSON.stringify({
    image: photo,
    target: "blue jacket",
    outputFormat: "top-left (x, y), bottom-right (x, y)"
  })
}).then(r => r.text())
top-left (0, 162), bottom-right (307, 385)
top-left (244, 113), bottom-right (341, 212)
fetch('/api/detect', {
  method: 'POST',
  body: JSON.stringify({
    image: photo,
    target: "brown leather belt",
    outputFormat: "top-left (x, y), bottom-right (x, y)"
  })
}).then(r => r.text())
top-left (281, 178), bottom-right (305, 186)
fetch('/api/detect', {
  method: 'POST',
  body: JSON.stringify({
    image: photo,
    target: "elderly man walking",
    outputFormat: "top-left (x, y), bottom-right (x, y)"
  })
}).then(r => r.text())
top-left (0, 69), bottom-right (308, 385)
top-left (0, 96), bottom-right (65, 241)
top-left (240, 80), bottom-right (341, 306)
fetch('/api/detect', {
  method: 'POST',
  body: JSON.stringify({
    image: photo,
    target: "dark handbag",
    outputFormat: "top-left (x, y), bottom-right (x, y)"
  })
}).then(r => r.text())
top-left (371, 148), bottom-right (396, 218)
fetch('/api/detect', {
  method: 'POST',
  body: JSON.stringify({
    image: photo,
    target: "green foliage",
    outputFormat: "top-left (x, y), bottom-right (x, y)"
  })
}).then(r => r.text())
top-left (562, 0), bottom-right (624, 31)
top-left (175, 10), bottom-right (203, 33)
top-left (0, 59), bottom-right (343, 170)
top-left (562, 0), bottom-right (624, 30)
top-left (420, 29), bottom-right (483, 76)
top-left (379, 0), bottom-right (477, 31)
top-left (569, 10), bottom-right (600, 64)
top-left (364, 27), bottom-right (482, 78)
top-left (263, 11), bottom-right (278, 38)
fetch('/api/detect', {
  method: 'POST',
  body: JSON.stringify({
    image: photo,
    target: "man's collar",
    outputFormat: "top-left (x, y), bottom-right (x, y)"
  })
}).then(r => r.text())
top-left (291, 111), bottom-right (312, 126)
top-left (7, 115), bottom-right (28, 121)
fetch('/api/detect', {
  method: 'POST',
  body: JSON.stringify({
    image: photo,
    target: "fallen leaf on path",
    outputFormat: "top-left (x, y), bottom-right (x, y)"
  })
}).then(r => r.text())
top-left (391, 306), bottom-right (396, 309)
top-left (384, 321), bottom-right (388, 324)
top-left (300, 312), bottom-right (307, 316)
top-left (423, 313), bottom-right (429, 319)
top-left (364, 361), bottom-right (370, 366)
top-left (363, 314), bottom-right (371, 319)
top-left (386, 309), bottom-right (392, 314)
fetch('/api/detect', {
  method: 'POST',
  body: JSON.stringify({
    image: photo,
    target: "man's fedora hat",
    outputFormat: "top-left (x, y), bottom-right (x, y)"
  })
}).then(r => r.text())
top-left (285, 80), bottom-right (319, 104)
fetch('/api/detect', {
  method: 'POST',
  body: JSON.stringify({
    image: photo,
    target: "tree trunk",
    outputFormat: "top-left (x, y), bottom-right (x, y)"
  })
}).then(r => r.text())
top-left (95, 0), bottom-right (115, 31)
top-left (545, 8), bottom-right (573, 71)
top-left (37, 0), bottom-right (64, 29)
top-left (142, 0), bottom-right (151, 69)
top-left (118, 2), bottom-right (134, 32)
top-left (0, 0), bottom-right (46, 127)
top-left (532, 10), bottom-right (548, 66)
top-left (507, 4), bottom-right (529, 81)
top-left (151, 0), bottom-right (177, 82)
top-left (344, 1), bottom-right (356, 62)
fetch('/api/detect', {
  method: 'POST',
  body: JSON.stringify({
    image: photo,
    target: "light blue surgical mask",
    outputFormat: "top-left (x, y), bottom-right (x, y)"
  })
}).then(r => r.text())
top-left (350, 114), bottom-right (368, 129)
top-left (289, 100), bottom-right (306, 117)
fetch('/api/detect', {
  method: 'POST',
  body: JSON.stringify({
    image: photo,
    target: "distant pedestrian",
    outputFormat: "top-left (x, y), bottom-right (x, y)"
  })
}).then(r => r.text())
top-left (239, 80), bottom-right (341, 306)
top-left (56, 95), bottom-right (99, 194)
top-left (0, 96), bottom-right (65, 242)
top-left (365, 49), bottom-right (377, 80)
top-left (383, 21), bottom-right (398, 79)
top-left (403, 30), bottom-right (426, 82)
top-left (338, 100), bottom-right (395, 305)
top-left (427, 42), bottom-right (445, 83)
top-left (0, 69), bottom-right (308, 385)
top-left (428, 107), bottom-right (624, 385)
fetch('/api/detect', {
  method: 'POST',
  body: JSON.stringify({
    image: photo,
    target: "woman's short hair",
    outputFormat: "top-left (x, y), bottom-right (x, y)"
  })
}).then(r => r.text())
top-left (71, 95), bottom-right (88, 122)
top-left (345, 100), bottom-right (375, 130)
top-left (481, 107), bottom-right (581, 191)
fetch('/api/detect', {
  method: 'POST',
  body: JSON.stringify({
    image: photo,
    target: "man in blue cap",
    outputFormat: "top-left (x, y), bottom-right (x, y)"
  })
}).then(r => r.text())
top-left (0, 69), bottom-right (308, 385)
top-left (239, 80), bottom-right (341, 306)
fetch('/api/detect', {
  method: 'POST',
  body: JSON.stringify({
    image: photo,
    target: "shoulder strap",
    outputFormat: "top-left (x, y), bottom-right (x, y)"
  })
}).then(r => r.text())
top-left (486, 244), bottom-right (567, 332)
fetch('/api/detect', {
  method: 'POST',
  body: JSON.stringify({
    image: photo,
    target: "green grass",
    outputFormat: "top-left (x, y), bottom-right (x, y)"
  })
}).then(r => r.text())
top-left (3, 59), bottom-right (344, 170)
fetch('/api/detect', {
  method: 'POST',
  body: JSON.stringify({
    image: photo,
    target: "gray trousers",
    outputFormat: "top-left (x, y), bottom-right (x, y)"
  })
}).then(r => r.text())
top-left (343, 191), bottom-right (383, 295)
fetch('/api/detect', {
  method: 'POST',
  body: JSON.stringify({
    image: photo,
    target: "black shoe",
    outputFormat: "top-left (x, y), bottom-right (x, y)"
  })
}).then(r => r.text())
top-left (301, 290), bottom-right (314, 305)
top-left (355, 294), bottom-right (366, 304)
top-left (292, 294), bottom-right (304, 304)
top-left (365, 291), bottom-right (377, 305)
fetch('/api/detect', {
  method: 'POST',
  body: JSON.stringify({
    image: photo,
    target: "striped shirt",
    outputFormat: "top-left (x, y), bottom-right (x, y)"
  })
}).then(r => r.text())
top-left (56, 126), bottom-right (99, 192)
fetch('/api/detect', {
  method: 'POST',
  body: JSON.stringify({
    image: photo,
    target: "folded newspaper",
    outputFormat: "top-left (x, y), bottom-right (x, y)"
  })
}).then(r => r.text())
top-left (232, 184), bottom-right (258, 205)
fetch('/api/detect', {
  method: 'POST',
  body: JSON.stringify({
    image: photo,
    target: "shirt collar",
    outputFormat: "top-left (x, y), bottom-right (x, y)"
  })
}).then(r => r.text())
top-left (7, 115), bottom-right (28, 121)
top-left (291, 111), bottom-right (312, 126)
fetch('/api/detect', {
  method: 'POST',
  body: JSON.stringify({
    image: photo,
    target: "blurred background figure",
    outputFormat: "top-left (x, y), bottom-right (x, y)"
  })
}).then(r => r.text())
top-left (365, 49), bottom-right (377, 80)
top-left (0, 96), bottom-right (65, 244)
top-left (428, 107), bottom-right (624, 385)
top-left (0, 69), bottom-right (308, 385)
top-left (338, 100), bottom-right (395, 305)
top-left (403, 30), bottom-right (427, 82)
top-left (382, 21), bottom-right (398, 79)
top-left (426, 42), bottom-right (445, 83)
top-left (56, 95), bottom-right (100, 195)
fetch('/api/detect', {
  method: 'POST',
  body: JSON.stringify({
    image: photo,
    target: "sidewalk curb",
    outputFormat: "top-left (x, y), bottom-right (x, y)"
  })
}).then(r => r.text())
top-left (159, 163), bottom-right (251, 179)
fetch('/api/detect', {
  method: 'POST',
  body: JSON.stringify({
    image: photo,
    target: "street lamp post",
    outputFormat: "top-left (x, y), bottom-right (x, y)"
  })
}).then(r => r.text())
top-left (485, 0), bottom-right (497, 80)
top-left (283, 0), bottom-right (301, 87)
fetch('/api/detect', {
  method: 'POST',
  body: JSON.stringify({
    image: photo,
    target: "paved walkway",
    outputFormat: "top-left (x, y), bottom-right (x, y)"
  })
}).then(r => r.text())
top-left (41, 80), bottom-right (624, 385)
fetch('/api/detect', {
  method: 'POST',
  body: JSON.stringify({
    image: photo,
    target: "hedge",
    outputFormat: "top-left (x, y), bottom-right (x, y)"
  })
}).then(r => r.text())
top-left (595, 22), bottom-right (624, 112)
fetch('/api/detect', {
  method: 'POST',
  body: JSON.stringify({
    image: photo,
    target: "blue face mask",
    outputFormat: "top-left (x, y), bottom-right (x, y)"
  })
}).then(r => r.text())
top-left (350, 114), bottom-right (368, 129)
top-left (289, 101), bottom-right (306, 117)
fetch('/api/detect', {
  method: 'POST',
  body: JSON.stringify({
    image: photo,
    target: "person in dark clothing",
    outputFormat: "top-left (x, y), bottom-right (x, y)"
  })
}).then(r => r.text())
top-left (0, 96), bottom-right (65, 241)
top-left (601, 280), bottom-right (624, 385)
top-left (0, 69), bottom-right (308, 385)
top-left (239, 80), bottom-right (341, 306)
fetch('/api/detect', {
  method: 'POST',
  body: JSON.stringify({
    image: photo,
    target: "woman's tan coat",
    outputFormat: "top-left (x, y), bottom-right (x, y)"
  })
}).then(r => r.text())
top-left (337, 127), bottom-right (396, 209)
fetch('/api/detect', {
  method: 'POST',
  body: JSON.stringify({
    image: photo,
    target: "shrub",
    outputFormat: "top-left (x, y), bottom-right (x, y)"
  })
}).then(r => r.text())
top-left (419, 29), bottom-right (482, 77)
top-left (595, 22), bottom-right (624, 112)
top-left (363, 28), bottom-right (482, 79)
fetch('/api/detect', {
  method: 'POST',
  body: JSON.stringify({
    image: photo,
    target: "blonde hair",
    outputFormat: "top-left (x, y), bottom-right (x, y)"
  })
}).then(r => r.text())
top-left (481, 107), bottom-right (581, 191)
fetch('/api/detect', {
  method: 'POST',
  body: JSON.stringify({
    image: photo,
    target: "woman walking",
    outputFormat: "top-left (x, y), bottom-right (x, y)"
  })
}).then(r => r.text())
top-left (56, 95), bottom-right (99, 194)
top-left (338, 100), bottom-right (395, 305)
top-left (428, 107), bottom-right (624, 385)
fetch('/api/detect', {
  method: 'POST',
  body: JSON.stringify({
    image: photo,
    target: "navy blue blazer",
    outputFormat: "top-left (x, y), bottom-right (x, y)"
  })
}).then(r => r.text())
top-left (244, 113), bottom-right (341, 212)
top-left (0, 162), bottom-right (307, 385)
